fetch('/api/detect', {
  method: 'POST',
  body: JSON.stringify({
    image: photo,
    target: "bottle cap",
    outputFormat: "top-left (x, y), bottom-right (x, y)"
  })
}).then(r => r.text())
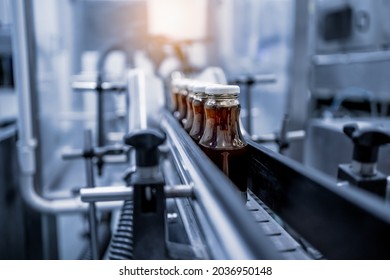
top-left (205, 84), bottom-right (240, 95)
top-left (193, 82), bottom-right (212, 93)
top-left (176, 79), bottom-right (190, 92)
top-left (187, 80), bottom-right (197, 93)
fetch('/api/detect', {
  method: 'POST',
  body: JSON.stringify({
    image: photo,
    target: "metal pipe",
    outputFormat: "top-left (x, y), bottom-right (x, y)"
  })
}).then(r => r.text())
top-left (80, 184), bottom-right (193, 203)
top-left (313, 50), bottom-right (390, 66)
top-left (10, 0), bottom-right (124, 214)
top-left (72, 81), bottom-right (126, 92)
top-left (19, 175), bottom-right (122, 214)
top-left (251, 130), bottom-right (306, 143)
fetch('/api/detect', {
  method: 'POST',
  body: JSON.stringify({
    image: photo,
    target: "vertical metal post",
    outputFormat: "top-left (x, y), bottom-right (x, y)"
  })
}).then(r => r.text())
top-left (84, 129), bottom-right (99, 259)
top-left (96, 76), bottom-right (104, 176)
top-left (278, 114), bottom-right (289, 154)
top-left (285, 0), bottom-right (313, 162)
top-left (245, 79), bottom-right (255, 136)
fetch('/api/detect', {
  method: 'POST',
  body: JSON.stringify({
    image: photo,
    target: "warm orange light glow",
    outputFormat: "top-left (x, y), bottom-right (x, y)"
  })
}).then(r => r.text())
top-left (147, 0), bottom-right (207, 41)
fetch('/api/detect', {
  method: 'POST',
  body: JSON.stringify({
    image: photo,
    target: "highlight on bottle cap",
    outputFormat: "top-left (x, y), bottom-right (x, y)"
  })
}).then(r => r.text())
top-left (187, 80), bottom-right (198, 93)
top-left (193, 82), bottom-right (212, 93)
top-left (205, 84), bottom-right (240, 95)
top-left (176, 78), bottom-right (190, 90)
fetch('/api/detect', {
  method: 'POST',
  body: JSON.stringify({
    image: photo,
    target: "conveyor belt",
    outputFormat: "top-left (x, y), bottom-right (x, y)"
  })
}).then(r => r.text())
top-left (246, 191), bottom-right (310, 260)
top-left (161, 110), bottom-right (314, 259)
top-left (247, 139), bottom-right (390, 259)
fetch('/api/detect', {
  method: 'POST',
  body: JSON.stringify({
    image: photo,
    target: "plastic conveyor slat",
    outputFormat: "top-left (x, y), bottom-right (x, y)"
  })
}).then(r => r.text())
top-left (246, 191), bottom-right (310, 259)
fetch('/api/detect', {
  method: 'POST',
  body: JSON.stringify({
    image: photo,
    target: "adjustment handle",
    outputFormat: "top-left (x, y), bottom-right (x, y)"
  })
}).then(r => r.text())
top-left (124, 129), bottom-right (166, 167)
top-left (343, 124), bottom-right (390, 163)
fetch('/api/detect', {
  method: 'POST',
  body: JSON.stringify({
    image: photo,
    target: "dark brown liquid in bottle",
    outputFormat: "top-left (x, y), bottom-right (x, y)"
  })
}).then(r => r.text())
top-left (199, 103), bottom-right (248, 193)
top-left (184, 94), bottom-right (195, 132)
top-left (172, 91), bottom-right (178, 112)
top-left (177, 92), bottom-right (187, 125)
top-left (201, 146), bottom-right (248, 192)
top-left (189, 95), bottom-right (206, 142)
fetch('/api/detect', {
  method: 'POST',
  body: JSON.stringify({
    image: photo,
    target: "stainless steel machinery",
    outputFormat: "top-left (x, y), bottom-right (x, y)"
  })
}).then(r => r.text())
top-left (4, 0), bottom-right (390, 260)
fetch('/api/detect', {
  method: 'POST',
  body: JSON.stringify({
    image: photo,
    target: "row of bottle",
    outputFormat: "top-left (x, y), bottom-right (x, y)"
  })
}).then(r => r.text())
top-left (170, 78), bottom-right (248, 201)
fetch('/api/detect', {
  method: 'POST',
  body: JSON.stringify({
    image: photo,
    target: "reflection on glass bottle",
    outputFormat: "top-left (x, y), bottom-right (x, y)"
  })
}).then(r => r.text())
top-left (184, 82), bottom-right (196, 132)
top-left (189, 83), bottom-right (209, 142)
top-left (176, 79), bottom-right (189, 126)
top-left (170, 79), bottom-right (180, 118)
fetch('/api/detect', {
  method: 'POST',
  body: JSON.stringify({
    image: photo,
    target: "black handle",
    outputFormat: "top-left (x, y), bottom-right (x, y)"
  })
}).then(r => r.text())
top-left (124, 129), bottom-right (166, 167)
top-left (343, 123), bottom-right (390, 163)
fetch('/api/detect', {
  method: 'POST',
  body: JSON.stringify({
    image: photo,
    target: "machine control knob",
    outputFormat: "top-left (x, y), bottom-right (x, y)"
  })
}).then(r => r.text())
top-left (343, 123), bottom-right (390, 163)
top-left (124, 129), bottom-right (166, 167)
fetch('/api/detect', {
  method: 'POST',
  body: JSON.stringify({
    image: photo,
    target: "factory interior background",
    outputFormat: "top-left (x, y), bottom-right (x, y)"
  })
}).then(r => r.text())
top-left (1, 0), bottom-right (390, 260)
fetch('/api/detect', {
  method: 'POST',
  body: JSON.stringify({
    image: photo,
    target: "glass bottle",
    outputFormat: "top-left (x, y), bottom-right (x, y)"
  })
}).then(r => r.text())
top-left (170, 78), bottom-right (180, 118)
top-left (199, 85), bottom-right (248, 201)
top-left (184, 82), bottom-right (196, 132)
top-left (176, 79), bottom-right (189, 125)
top-left (189, 83), bottom-right (208, 142)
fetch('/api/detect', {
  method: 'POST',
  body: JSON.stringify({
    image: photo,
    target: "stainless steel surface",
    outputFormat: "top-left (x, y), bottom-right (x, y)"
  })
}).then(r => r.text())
top-left (251, 129), bottom-right (306, 143)
top-left (127, 69), bottom-right (165, 132)
top-left (161, 159), bottom-right (210, 260)
top-left (235, 74), bottom-right (277, 136)
top-left (10, 0), bottom-right (36, 176)
top-left (235, 74), bottom-right (277, 84)
top-left (304, 118), bottom-right (390, 179)
top-left (313, 50), bottom-right (390, 66)
top-left (352, 161), bottom-right (377, 177)
top-left (311, 1), bottom-right (390, 103)
top-left (9, 0), bottom-right (390, 261)
top-left (81, 186), bottom-right (132, 203)
top-left (72, 0), bottom-right (147, 72)
top-left (11, 0), bottom-right (117, 215)
top-left (72, 80), bottom-right (126, 92)
top-left (284, 0), bottom-right (313, 162)
top-left (80, 184), bottom-right (193, 203)
top-left (315, 0), bottom-right (390, 54)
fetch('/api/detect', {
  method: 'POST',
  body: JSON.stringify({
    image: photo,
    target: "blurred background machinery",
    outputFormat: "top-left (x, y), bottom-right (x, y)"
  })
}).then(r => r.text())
top-left (1, 0), bottom-right (390, 260)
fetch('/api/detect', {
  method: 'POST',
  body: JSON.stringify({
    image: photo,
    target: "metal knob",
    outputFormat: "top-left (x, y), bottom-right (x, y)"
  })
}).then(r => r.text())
top-left (124, 129), bottom-right (166, 167)
top-left (343, 123), bottom-right (390, 164)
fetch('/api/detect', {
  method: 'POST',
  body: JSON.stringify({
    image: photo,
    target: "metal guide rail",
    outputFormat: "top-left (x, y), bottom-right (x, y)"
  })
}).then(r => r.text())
top-left (160, 110), bottom-right (308, 260)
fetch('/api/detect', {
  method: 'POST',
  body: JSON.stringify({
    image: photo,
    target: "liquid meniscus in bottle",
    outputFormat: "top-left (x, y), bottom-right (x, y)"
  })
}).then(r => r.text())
top-left (199, 84), bottom-right (248, 201)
